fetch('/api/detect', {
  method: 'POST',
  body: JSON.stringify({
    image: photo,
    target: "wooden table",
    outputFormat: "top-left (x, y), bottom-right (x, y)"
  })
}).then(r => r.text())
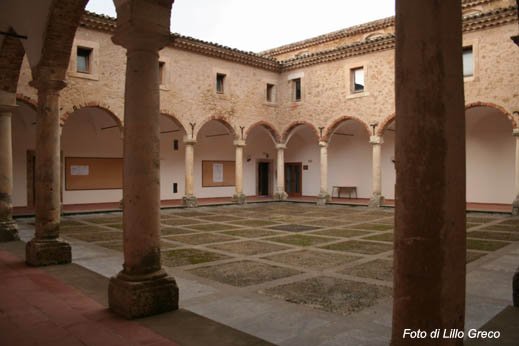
top-left (332, 186), bottom-right (357, 199)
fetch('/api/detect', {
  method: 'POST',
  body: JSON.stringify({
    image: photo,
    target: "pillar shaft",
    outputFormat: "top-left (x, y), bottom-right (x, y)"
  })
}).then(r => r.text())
top-left (512, 129), bottom-right (519, 215)
top-left (182, 138), bottom-right (197, 207)
top-left (393, 0), bottom-right (465, 344)
top-left (317, 141), bottom-right (330, 205)
top-left (26, 79), bottom-right (71, 266)
top-left (108, 0), bottom-right (178, 319)
top-left (232, 140), bottom-right (246, 204)
top-left (369, 136), bottom-right (384, 207)
top-left (0, 92), bottom-right (19, 241)
top-left (275, 144), bottom-right (287, 200)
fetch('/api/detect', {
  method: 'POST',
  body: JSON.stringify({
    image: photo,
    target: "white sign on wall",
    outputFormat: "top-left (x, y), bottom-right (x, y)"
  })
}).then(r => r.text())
top-left (213, 163), bottom-right (224, 182)
top-left (70, 165), bottom-right (89, 176)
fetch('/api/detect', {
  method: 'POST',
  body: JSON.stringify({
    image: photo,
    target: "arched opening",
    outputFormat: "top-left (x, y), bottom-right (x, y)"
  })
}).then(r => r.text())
top-left (244, 123), bottom-right (279, 197)
top-left (159, 113), bottom-right (187, 201)
top-left (380, 118), bottom-right (396, 200)
top-left (12, 99), bottom-right (37, 208)
top-left (283, 123), bottom-right (320, 197)
top-left (61, 106), bottom-right (123, 205)
top-left (466, 105), bottom-right (515, 204)
top-left (327, 119), bottom-right (372, 200)
top-left (194, 118), bottom-right (236, 199)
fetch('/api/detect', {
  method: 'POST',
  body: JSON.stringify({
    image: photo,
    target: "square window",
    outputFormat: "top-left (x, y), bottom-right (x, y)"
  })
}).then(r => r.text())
top-left (351, 67), bottom-right (364, 93)
top-left (77, 47), bottom-right (92, 73)
top-left (159, 61), bottom-right (166, 84)
top-left (463, 46), bottom-right (473, 77)
top-left (266, 83), bottom-right (276, 102)
top-left (293, 78), bottom-right (302, 101)
top-left (216, 73), bottom-right (226, 94)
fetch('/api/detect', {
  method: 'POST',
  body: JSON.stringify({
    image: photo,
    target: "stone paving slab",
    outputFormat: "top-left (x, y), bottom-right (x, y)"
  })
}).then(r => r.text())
top-left (162, 248), bottom-right (230, 267)
top-left (321, 240), bottom-right (393, 255)
top-left (208, 241), bottom-right (291, 256)
top-left (262, 250), bottom-right (360, 270)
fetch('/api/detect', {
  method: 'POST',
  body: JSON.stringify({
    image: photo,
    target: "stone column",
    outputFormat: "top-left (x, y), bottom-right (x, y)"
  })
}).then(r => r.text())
top-left (368, 135), bottom-right (384, 207)
top-left (182, 137), bottom-right (197, 207)
top-left (26, 79), bottom-right (71, 266)
top-left (232, 139), bottom-right (246, 204)
top-left (108, 0), bottom-right (178, 319)
top-left (317, 141), bottom-right (330, 205)
top-left (0, 91), bottom-right (19, 242)
top-left (275, 143), bottom-right (288, 200)
top-left (513, 129), bottom-right (519, 215)
top-left (392, 0), bottom-right (465, 344)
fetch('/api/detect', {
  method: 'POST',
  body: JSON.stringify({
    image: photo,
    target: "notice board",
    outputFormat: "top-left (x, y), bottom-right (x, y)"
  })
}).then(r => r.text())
top-left (202, 160), bottom-right (235, 187)
top-left (65, 157), bottom-right (123, 190)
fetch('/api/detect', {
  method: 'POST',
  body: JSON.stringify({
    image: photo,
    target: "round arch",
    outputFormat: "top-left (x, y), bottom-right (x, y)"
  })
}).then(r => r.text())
top-left (323, 115), bottom-right (371, 142)
top-left (244, 121), bottom-right (281, 143)
top-left (61, 103), bottom-right (123, 130)
top-left (160, 111), bottom-right (188, 134)
top-left (281, 120), bottom-right (320, 143)
top-left (195, 116), bottom-right (237, 140)
top-left (16, 94), bottom-right (38, 112)
top-left (377, 113), bottom-right (396, 136)
top-left (465, 102), bottom-right (517, 129)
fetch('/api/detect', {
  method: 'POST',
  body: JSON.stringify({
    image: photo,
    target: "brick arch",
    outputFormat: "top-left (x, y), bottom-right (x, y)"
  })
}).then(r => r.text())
top-left (465, 102), bottom-right (517, 129)
top-left (16, 94), bottom-right (38, 112)
top-left (323, 115), bottom-right (371, 142)
top-left (0, 29), bottom-right (25, 93)
top-left (160, 111), bottom-right (187, 134)
top-left (377, 112), bottom-right (396, 136)
top-left (195, 115), bottom-right (237, 140)
top-left (61, 102), bottom-right (123, 129)
top-left (281, 120), bottom-right (320, 143)
top-left (32, 0), bottom-right (88, 82)
top-left (244, 121), bottom-right (281, 143)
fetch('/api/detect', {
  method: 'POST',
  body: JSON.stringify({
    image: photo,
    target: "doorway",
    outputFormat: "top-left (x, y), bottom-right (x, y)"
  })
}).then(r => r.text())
top-left (285, 162), bottom-right (302, 197)
top-left (257, 161), bottom-right (270, 196)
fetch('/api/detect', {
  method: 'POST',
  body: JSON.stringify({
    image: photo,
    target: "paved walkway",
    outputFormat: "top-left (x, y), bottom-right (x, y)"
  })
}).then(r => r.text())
top-left (0, 249), bottom-right (179, 346)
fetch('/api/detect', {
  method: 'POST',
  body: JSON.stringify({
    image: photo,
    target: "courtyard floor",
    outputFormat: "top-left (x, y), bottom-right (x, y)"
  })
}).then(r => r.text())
top-left (4, 202), bottom-right (519, 345)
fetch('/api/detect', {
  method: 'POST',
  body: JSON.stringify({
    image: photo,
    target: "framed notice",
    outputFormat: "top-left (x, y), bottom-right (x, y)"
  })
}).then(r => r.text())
top-left (65, 157), bottom-right (123, 190)
top-left (202, 160), bottom-right (235, 187)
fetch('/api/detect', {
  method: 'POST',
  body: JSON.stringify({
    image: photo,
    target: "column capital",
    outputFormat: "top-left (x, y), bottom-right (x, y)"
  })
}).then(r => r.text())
top-left (513, 128), bottom-right (519, 137)
top-left (112, 0), bottom-right (174, 51)
top-left (319, 140), bottom-right (328, 148)
top-left (275, 143), bottom-right (287, 150)
top-left (183, 138), bottom-right (197, 145)
top-left (370, 135), bottom-right (384, 144)
top-left (233, 139), bottom-right (246, 147)
top-left (29, 79), bottom-right (66, 93)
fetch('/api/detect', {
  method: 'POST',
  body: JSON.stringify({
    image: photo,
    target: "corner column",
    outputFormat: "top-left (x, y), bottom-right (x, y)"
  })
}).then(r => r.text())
top-left (232, 139), bottom-right (246, 204)
top-left (26, 79), bottom-right (71, 266)
top-left (108, 0), bottom-right (178, 319)
top-left (275, 143), bottom-right (288, 200)
top-left (317, 141), bottom-right (330, 205)
top-left (392, 0), bottom-right (465, 344)
top-left (512, 129), bottom-right (519, 215)
top-left (182, 137), bottom-right (198, 207)
top-left (0, 91), bottom-right (19, 242)
top-left (368, 135), bottom-right (384, 207)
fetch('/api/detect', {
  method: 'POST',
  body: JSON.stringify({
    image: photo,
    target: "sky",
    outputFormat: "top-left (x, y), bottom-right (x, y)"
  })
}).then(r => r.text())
top-left (85, 0), bottom-right (395, 53)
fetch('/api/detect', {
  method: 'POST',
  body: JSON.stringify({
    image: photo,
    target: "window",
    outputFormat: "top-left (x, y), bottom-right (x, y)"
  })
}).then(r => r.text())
top-left (293, 78), bottom-right (302, 101)
top-left (351, 67), bottom-right (364, 93)
top-left (76, 47), bottom-right (92, 73)
top-left (159, 61), bottom-right (165, 84)
top-left (463, 46), bottom-right (473, 77)
top-left (216, 73), bottom-right (226, 93)
top-left (266, 83), bottom-right (275, 102)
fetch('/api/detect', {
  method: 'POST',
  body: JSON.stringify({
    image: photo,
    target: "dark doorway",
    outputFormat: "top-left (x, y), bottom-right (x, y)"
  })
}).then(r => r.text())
top-left (257, 162), bottom-right (270, 196)
top-left (285, 162), bottom-right (302, 197)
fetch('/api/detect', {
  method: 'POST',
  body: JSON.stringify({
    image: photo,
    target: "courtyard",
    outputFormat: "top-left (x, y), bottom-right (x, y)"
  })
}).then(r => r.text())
top-left (5, 202), bottom-right (519, 345)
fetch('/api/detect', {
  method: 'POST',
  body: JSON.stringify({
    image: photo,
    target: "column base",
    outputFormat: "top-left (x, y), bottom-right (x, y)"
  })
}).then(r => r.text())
top-left (26, 239), bottom-right (71, 266)
top-left (274, 191), bottom-right (288, 200)
top-left (368, 194), bottom-right (385, 208)
top-left (0, 219), bottom-right (19, 242)
top-left (317, 193), bottom-right (331, 206)
top-left (512, 196), bottom-right (519, 216)
top-left (232, 193), bottom-right (247, 205)
top-left (182, 195), bottom-right (198, 208)
top-left (108, 270), bottom-right (179, 319)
